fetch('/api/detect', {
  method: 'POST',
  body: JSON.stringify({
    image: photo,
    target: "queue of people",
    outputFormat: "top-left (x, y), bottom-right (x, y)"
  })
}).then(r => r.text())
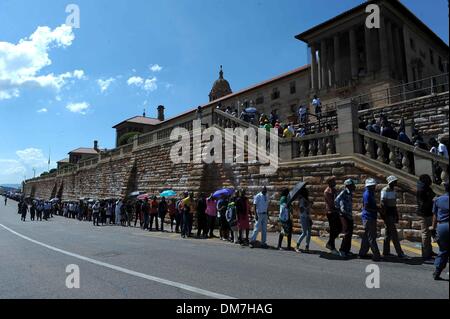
top-left (14, 174), bottom-right (448, 281)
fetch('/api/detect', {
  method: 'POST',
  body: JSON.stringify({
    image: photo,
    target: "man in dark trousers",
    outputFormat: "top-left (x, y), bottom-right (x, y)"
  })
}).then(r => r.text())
top-left (158, 197), bottom-right (168, 232)
top-left (20, 201), bottom-right (28, 221)
top-left (324, 176), bottom-right (341, 255)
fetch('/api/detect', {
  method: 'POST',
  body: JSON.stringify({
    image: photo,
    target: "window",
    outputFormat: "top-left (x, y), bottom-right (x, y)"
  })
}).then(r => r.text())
top-left (290, 81), bottom-right (296, 94)
top-left (438, 56), bottom-right (444, 72)
top-left (256, 95), bottom-right (264, 105)
top-left (410, 38), bottom-right (415, 51)
top-left (271, 88), bottom-right (280, 100)
top-left (430, 49), bottom-right (434, 65)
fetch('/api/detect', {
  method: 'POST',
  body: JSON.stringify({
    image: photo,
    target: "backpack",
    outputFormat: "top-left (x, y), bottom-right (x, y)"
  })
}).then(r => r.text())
top-left (279, 203), bottom-right (289, 223)
top-left (225, 204), bottom-right (237, 224)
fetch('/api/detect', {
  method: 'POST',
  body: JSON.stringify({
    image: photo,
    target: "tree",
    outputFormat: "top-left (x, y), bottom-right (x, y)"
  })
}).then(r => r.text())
top-left (118, 132), bottom-right (140, 146)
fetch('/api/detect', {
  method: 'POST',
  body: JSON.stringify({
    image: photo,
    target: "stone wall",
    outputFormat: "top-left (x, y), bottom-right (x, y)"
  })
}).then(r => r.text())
top-left (359, 92), bottom-right (449, 139)
top-left (24, 141), bottom-right (424, 241)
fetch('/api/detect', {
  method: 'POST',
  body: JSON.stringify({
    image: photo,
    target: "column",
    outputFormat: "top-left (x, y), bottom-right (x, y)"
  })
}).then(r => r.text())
top-left (386, 20), bottom-right (396, 77)
top-left (349, 28), bottom-right (359, 79)
top-left (378, 17), bottom-right (390, 71)
top-left (393, 25), bottom-right (405, 81)
top-left (333, 34), bottom-right (341, 87)
top-left (310, 44), bottom-right (318, 91)
top-left (320, 40), bottom-right (328, 88)
top-left (365, 26), bottom-right (375, 74)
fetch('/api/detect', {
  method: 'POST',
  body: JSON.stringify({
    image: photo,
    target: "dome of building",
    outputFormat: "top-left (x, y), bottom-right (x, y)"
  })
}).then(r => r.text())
top-left (209, 65), bottom-right (232, 102)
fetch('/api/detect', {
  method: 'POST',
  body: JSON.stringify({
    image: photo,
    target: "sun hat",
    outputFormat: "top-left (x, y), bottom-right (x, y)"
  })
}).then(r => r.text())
top-left (365, 178), bottom-right (377, 187)
top-left (386, 175), bottom-right (398, 184)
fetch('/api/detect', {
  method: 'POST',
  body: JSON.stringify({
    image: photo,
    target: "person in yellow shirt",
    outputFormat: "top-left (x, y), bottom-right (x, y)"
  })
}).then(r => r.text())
top-left (283, 125), bottom-right (293, 138)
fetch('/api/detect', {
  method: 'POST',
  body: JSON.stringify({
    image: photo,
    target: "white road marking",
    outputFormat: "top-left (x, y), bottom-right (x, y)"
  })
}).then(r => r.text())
top-left (0, 223), bottom-right (235, 299)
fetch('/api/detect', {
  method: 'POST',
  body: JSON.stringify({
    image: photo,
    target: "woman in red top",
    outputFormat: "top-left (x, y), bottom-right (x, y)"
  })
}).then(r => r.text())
top-left (149, 196), bottom-right (159, 231)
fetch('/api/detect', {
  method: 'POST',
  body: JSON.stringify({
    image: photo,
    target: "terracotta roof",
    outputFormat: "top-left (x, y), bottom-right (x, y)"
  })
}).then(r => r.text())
top-left (113, 116), bottom-right (161, 129)
top-left (57, 158), bottom-right (70, 163)
top-left (149, 64), bottom-right (311, 127)
top-left (295, 0), bottom-right (448, 50)
top-left (68, 148), bottom-right (99, 155)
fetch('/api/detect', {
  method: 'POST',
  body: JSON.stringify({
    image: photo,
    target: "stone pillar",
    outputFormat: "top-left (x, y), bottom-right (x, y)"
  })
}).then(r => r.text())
top-left (333, 34), bottom-right (341, 87)
top-left (379, 17), bottom-right (390, 72)
top-left (365, 26), bottom-right (375, 74)
top-left (393, 25), bottom-right (405, 81)
top-left (386, 20), bottom-right (396, 77)
top-left (310, 44), bottom-right (319, 91)
top-left (320, 40), bottom-right (328, 88)
top-left (335, 100), bottom-right (360, 155)
top-left (349, 28), bottom-right (359, 80)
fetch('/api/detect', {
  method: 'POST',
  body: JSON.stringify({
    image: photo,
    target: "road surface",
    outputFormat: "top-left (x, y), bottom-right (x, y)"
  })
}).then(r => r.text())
top-left (0, 199), bottom-right (447, 299)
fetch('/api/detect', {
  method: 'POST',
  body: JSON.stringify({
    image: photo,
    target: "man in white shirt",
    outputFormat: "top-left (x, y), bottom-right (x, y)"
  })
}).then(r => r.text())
top-left (298, 105), bottom-right (307, 124)
top-left (438, 137), bottom-right (449, 159)
top-left (312, 95), bottom-right (322, 118)
top-left (250, 186), bottom-right (269, 248)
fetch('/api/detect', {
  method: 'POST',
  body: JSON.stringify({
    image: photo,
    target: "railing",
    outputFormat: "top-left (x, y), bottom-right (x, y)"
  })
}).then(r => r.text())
top-left (291, 131), bottom-right (338, 159)
top-left (355, 73), bottom-right (449, 110)
top-left (359, 129), bottom-right (449, 184)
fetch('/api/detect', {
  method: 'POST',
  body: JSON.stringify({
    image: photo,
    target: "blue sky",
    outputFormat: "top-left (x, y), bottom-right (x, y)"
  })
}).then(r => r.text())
top-left (0, 0), bottom-right (448, 184)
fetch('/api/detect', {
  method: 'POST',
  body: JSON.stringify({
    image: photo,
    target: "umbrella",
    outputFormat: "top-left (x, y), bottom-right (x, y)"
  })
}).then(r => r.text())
top-left (212, 188), bottom-right (234, 199)
top-left (245, 107), bottom-right (257, 113)
top-left (129, 191), bottom-right (144, 197)
top-left (160, 190), bottom-right (177, 198)
top-left (137, 193), bottom-right (150, 200)
top-left (287, 181), bottom-right (308, 206)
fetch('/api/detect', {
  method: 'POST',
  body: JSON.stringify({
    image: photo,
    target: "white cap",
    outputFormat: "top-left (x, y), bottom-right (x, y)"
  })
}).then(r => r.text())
top-left (365, 178), bottom-right (377, 187)
top-left (387, 175), bottom-right (398, 184)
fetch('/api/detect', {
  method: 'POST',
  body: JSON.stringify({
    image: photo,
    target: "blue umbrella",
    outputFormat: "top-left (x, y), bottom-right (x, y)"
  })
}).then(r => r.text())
top-left (212, 188), bottom-right (234, 198)
top-left (245, 107), bottom-right (257, 113)
top-left (160, 190), bottom-right (177, 197)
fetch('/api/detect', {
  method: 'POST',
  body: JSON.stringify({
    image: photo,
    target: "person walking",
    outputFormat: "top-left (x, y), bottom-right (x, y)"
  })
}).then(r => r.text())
top-left (180, 192), bottom-right (192, 238)
top-left (217, 195), bottom-right (230, 241)
top-left (277, 188), bottom-right (293, 251)
top-left (30, 202), bottom-right (36, 221)
top-left (226, 195), bottom-right (239, 243)
top-left (335, 179), bottom-right (356, 258)
top-left (4, 196), bottom-right (7, 205)
top-left (115, 199), bottom-right (123, 225)
top-left (431, 182), bottom-right (449, 280)
top-left (250, 186), bottom-right (270, 249)
top-left (417, 174), bottom-right (437, 261)
top-left (92, 201), bottom-right (100, 226)
top-left (20, 201), bottom-right (28, 221)
top-left (358, 178), bottom-right (382, 262)
top-left (324, 176), bottom-right (341, 255)
top-left (196, 193), bottom-right (207, 238)
top-left (142, 197), bottom-right (150, 230)
top-left (381, 176), bottom-right (407, 259)
top-left (149, 196), bottom-right (159, 231)
top-left (205, 195), bottom-right (217, 238)
top-left (236, 190), bottom-right (251, 245)
top-left (295, 187), bottom-right (312, 253)
top-left (158, 197), bottom-right (168, 232)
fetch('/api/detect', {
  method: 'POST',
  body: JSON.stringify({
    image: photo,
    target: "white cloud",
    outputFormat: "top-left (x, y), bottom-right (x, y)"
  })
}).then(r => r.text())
top-left (0, 24), bottom-right (84, 100)
top-left (0, 159), bottom-right (26, 176)
top-left (127, 76), bottom-right (144, 86)
top-left (127, 76), bottom-right (158, 92)
top-left (16, 148), bottom-right (48, 168)
top-left (97, 77), bottom-right (115, 93)
top-left (37, 108), bottom-right (48, 113)
top-left (66, 102), bottom-right (89, 115)
top-left (150, 64), bottom-right (163, 72)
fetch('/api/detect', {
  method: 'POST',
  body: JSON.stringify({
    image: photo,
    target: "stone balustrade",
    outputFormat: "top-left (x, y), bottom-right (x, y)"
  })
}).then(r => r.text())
top-left (359, 129), bottom-right (449, 183)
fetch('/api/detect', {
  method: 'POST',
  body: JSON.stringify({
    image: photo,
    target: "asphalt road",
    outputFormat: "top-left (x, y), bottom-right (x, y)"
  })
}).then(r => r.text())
top-left (0, 199), bottom-right (448, 299)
